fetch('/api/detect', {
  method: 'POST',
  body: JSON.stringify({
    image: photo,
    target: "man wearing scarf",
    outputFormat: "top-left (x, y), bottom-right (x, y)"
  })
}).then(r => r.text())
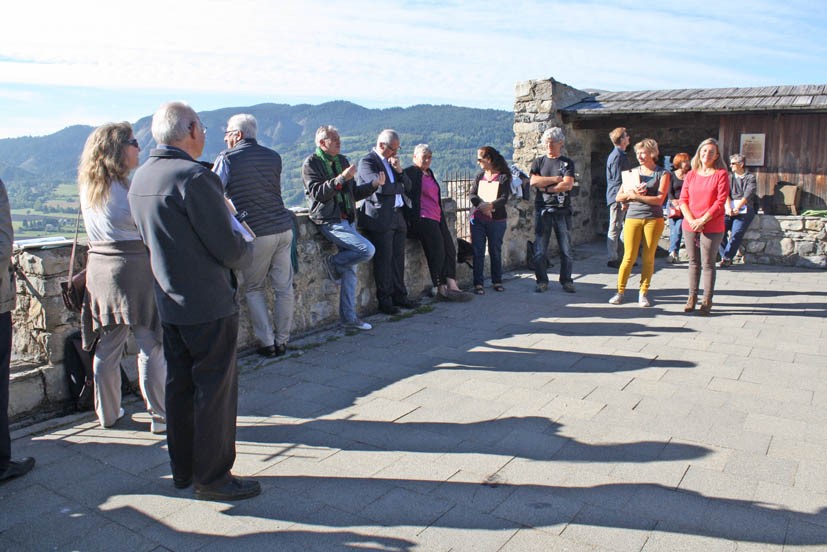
top-left (302, 126), bottom-right (379, 330)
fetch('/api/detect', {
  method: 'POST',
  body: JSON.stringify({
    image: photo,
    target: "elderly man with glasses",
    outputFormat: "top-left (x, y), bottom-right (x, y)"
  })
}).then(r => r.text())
top-left (129, 102), bottom-right (259, 502)
top-left (213, 114), bottom-right (295, 357)
top-left (357, 129), bottom-right (417, 315)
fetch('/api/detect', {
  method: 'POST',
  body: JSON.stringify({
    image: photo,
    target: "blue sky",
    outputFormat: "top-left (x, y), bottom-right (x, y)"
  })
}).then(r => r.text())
top-left (1, 0), bottom-right (826, 139)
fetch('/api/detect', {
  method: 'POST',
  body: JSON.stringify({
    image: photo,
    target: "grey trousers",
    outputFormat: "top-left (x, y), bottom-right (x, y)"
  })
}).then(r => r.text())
top-left (240, 229), bottom-right (294, 347)
top-left (94, 324), bottom-right (166, 428)
top-left (606, 202), bottom-right (626, 262)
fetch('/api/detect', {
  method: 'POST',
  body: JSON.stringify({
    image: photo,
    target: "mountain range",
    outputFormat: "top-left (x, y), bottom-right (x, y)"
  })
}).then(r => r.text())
top-left (0, 101), bottom-right (514, 209)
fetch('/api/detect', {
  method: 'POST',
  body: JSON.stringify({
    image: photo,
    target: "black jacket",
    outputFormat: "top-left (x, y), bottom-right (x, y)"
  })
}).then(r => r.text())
top-left (302, 153), bottom-right (375, 225)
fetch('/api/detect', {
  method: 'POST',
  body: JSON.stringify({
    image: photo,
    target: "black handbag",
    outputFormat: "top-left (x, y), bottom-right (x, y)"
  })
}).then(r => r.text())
top-left (60, 209), bottom-right (86, 313)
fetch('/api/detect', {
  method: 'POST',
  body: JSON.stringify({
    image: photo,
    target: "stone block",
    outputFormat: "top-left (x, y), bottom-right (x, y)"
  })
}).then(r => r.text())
top-left (745, 240), bottom-right (765, 253)
top-left (796, 240), bottom-right (817, 256)
top-left (42, 364), bottom-right (69, 402)
top-left (780, 219), bottom-right (804, 232)
top-left (8, 368), bottom-right (46, 418)
top-left (514, 80), bottom-right (533, 99)
top-left (805, 219), bottom-right (825, 231)
top-left (796, 256), bottom-right (827, 269)
top-left (533, 80), bottom-right (553, 99)
top-left (514, 121), bottom-right (543, 134)
top-left (743, 230), bottom-right (761, 240)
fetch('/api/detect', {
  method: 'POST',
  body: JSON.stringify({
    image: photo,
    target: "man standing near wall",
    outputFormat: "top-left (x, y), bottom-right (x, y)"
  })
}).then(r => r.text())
top-left (0, 178), bottom-right (35, 485)
top-left (606, 127), bottom-right (632, 268)
top-left (531, 127), bottom-right (576, 293)
top-left (303, 125), bottom-right (378, 330)
top-left (357, 130), bottom-right (417, 315)
top-left (129, 102), bottom-right (259, 501)
top-left (213, 114), bottom-right (294, 358)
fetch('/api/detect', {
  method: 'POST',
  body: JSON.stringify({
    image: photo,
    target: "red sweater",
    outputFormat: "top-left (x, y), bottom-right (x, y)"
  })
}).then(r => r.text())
top-left (680, 169), bottom-right (729, 233)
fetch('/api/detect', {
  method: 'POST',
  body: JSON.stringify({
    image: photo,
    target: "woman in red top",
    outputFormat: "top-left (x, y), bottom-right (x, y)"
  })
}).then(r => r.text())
top-left (679, 138), bottom-right (730, 315)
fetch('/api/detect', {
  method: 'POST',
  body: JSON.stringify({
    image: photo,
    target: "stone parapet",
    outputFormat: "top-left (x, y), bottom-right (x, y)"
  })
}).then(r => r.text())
top-left (8, 199), bottom-right (537, 420)
top-left (742, 215), bottom-right (826, 268)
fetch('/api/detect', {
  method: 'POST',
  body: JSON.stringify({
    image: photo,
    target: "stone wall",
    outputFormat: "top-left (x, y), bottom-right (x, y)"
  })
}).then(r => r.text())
top-left (513, 78), bottom-right (600, 246)
top-left (742, 215), bottom-right (827, 268)
top-left (8, 198), bottom-right (535, 420)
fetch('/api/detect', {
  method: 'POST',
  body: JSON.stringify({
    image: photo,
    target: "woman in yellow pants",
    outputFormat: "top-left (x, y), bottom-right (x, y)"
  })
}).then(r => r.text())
top-left (608, 139), bottom-right (670, 307)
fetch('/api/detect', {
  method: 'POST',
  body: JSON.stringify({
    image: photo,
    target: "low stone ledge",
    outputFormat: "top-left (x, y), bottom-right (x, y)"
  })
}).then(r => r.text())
top-left (742, 215), bottom-right (826, 269)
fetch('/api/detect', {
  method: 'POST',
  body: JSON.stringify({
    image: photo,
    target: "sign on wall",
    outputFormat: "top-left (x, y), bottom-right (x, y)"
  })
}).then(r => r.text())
top-left (739, 133), bottom-right (766, 166)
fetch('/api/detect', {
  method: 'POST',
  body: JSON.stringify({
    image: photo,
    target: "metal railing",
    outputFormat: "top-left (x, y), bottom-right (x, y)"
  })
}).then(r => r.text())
top-left (443, 171), bottom-right (475, 242)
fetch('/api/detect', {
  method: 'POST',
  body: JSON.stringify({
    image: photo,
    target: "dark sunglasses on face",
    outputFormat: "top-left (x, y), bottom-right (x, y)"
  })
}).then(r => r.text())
top-left (124, 138), bottom-right (139, 148)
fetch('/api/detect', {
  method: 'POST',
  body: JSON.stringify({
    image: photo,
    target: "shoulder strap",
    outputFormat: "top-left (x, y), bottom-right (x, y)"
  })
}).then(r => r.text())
top-left (67, 208), bottom-right (82, 281)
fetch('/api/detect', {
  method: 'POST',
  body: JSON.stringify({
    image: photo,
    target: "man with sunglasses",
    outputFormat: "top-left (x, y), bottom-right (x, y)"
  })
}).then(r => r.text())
top-left (357, 129), bottom-right (417, 315)
top-left (213, 114), bottom-right (294, 358)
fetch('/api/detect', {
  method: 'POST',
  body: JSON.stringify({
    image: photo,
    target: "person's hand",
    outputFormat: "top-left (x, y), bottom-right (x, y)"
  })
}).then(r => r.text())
top-left (341, 164), bottom-right (357, 181)
top-left (689, 216), bottom-right (705, 232)
top-left (479, 202), bottom-right (493, 216)
top-left (389, 156), bottom-right (402, 173)
top-left (375, 172), bottom-right (386, 187)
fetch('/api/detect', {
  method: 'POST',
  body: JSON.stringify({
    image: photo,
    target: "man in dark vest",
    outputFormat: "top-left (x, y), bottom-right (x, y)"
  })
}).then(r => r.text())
top-left (213, 114), bottom-right (294, 357)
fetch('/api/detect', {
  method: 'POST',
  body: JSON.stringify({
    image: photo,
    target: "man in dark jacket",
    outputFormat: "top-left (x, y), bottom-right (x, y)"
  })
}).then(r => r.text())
top-left (129, 101), bottom-right (258, 502)
top-left (302, 126), bottom-right (377, 330)
top-left (213, 114), bottom-right (294, 357)
top-left (357, 129), bottom-right (417, 315)
top-left (606, 127), bottom-right (632, 268)
top-left (0, 178), bottom-right (35, 484)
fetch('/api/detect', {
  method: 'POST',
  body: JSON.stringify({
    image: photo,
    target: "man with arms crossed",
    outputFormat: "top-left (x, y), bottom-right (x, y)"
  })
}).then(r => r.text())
top-left (129, 102), bottom-right (258, 501)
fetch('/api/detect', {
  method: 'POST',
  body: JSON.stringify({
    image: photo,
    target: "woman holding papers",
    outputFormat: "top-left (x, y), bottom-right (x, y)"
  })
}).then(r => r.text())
top-left (469, 146), bottom-right (511, 294)
top-left (78, 123), bottom-right (166, 432)
top-left (608, 139), bottom-right (670, 307)
top-left (678, 138), bottom-right (730, 315)
top-left (718, 153), bottom-right (757, 267)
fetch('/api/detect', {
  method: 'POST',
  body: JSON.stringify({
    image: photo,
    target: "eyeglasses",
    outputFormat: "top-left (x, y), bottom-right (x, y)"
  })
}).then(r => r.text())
top-left (224, 129), bottom-right (238, 136)
top-left (190, 121), bottom-right (207, 135)
top-left (124, 138), bottom-right (139, 148)
top-left (477, 158), bottom-right (485, 162)
top-left (383, 143), bottom-right (400, 153)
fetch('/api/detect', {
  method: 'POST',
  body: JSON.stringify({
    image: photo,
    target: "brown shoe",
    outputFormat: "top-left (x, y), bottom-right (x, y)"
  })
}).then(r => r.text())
top-left (699, 298), bottom-right (713, 316)
top-left (683, 295), bottom-right (697, 313)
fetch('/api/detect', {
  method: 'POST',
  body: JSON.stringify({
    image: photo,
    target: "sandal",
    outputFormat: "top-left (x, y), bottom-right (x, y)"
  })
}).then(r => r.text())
top-left (493, 284), bottom-right (505, 292)
top-left (474, 285), bottom-right (485, 295)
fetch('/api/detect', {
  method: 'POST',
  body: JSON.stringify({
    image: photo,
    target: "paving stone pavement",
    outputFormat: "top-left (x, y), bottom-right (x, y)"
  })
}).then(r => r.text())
top-left (2, 241), bottom-right (827, 551)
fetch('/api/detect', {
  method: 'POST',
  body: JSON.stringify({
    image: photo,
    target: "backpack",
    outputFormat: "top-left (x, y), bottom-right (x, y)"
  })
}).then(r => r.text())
top-left (63, 331), bottom-right (135, 412)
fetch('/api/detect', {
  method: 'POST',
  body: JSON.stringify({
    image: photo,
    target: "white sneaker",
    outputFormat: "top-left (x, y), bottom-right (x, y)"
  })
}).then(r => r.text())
top-left (608, 292), bottom-right (624, 305)
top-left (638, 293), bottom-right (652, 307)
top-left (344, 319), bottom-right (372, 331)
top-left (151, 420), bottom-right (167, 434)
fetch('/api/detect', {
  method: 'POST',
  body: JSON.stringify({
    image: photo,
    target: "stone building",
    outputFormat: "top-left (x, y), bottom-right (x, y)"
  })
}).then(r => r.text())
top-left (513, 78), bottom-right (827, 244)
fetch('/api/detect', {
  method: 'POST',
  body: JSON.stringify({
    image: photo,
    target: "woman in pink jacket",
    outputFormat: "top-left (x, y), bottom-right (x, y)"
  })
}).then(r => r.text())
top-left (679, 138), bottom-right (730, 315)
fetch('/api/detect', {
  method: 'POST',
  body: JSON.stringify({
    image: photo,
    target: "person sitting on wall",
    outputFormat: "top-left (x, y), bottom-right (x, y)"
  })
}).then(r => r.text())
top-left (302, 125), bottom-right (378, 331)
top-left (718, 153), bottom-right (758, 267)
top-left (403, 144), bottom-right (472, 302)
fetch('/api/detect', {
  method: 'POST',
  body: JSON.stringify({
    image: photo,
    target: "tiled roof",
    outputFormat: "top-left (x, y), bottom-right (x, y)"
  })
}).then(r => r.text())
top-left (564, 84), bottom-right (827, 116)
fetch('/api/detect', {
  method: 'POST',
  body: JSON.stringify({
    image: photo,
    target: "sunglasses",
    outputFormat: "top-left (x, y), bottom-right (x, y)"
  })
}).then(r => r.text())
top-left (124, 138), bottom-right (139, 148)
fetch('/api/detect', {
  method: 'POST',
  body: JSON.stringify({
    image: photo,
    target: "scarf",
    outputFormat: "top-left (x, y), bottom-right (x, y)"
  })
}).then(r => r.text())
top-left (314, 147), bottom-right (352, 216)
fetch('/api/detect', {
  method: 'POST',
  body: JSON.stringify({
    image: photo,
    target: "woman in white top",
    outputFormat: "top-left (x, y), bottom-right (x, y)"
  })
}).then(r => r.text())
top-left (78, 123), bottom-right (166, 432)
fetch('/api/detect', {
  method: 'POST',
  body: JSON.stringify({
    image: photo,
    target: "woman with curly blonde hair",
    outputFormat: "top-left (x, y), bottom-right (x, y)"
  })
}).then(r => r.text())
top-left (78, 122), bottom-right (166, 432)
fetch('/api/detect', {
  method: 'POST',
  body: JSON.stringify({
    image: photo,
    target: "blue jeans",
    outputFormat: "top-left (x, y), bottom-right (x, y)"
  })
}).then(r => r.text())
top-left (471, 217), bottom-right (506, 286)
top-left (319, 220), bottom-right (375, 323)
top-left (719, 211), bottom-right (755, 261)
top-left (668, 217), bottom-right (684, 255)
top-left (533, 209), bottom-right (573, 284)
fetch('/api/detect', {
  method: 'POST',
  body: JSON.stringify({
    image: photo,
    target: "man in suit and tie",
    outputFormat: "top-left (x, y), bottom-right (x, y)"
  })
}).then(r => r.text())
top-left (357, 129), bottom-right (417, 315)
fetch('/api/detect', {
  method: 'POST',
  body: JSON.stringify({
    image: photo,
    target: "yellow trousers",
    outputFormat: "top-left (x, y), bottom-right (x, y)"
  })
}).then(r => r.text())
top-left (617, 217), bottom-right (665, 293)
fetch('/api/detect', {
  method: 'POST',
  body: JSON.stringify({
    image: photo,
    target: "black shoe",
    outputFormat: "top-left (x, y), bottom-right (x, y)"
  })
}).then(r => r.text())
top-left (0, 457), bottom-right (35, 483)
top-left (393, 298), bottom-right (419, 309)
top-left (561, 282), bottom-right (576, 293)
top-left (275, 343), bottom-right (287, 356)
top-left (607, 260), bottom-right (620, 268)
top-left (379, 304), bottom-right (401, 315)
top-left (256, 345), bottom-right (277, 357)
top-left (173, 475), bottom-right (193, 489)
top-left (195, 476), bottom-right (261, 501)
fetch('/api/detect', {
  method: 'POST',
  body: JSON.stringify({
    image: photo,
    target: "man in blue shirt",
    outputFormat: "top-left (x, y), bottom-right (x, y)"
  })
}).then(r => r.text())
top-left (606, 127), bottom-right (632, 268)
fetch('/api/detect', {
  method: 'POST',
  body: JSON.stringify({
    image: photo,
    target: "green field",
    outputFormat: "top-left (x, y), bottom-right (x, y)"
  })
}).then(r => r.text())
top-left (11, 182), bottom-right (82, 239)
